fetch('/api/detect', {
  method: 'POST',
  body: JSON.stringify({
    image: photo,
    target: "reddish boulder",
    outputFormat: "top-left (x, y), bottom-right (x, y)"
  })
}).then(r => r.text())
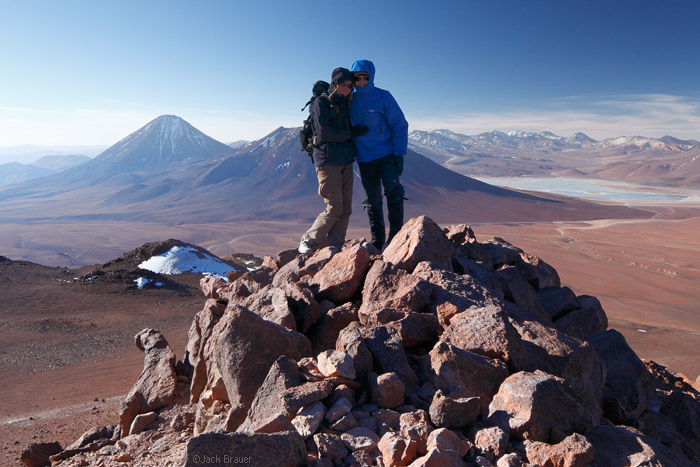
top-left (495, 265), bottom-right (549, 322)
top-left (473, 426), bottom-right (508, 461)
top-left (282, 381), bottom-right (335, 417)
top-left (382, 216), bottom-right (453, 272)
top-left (317, 350), bottom-right (356, 380)
top-left (441, 303), bottom-right (532, 372)
top-left (408, 447), bottom-right (466, 466)
top-left (292, 401), bottom-right (325, 439)
top-left (237, 357), bottom-right (300, 433)
top-left (311, 433), bottom-right (349, 460)
top-left (386, 312), bottom-right (441, 349)
top-left (240, 285), bottom-right (296, 330)
top-left (364, 326), bottom-right (420, 397)
top-left (487, 370), bottom-right (597, 443)
top-left (426, 340), bottom-right (509, 413)
top-left (213, 305), bottom-right (312, 430)
top-left (483, 237), bottom-right (523, 269)
top-left (443, 223), bottom-right (478, 245)
top-left (429, 389), bottom-right (481, 429)
top-left (341, 427), bottom-right (381, 452)
top-left (307, 302), bottom-right (358, 355)
top-left (65, 425), bottom-right (116, 451)
top-left (311, 243), bottom-right (370, 303)
top-left (20, 442), bottom-right (62, 467)
top-left (272, 255), bottom-right (305, 288)
top-left (427, 428), bottom-right (471, 456)
top-left (400, 410), bottom-right (434, 456)
top-left (588, 330), bottom-right (654, 424)
top-left (517, 252), bottom-right (561, 290)
top-left (239, 357), bottom-right (334, 434)
top-left (358, 260), bottom-right (432, 326)
top-left (325, 397), bottom-right (352, 424)
top-left (261, 255), bottom-right (278, 271)
top-left (302, 246), bottom-right (337, 275)
top-left (277, 248), bottom-right (298, 267)
top-left (119, 328), bottom-right (177, 437)
top-left (587, 425), bottom-right (695, 467)
top-left (511, 318), bottom-right (604, 421)
top-left (554, 295), bottom-right (608, 339)
top-left (536, 286), bottom-right (580, 322)
top-left (378, 431), bottom-right (418, 466)
top-left (129, 411), bottom-right (158, 435)
top-left (413, 264), bottom-right (495, 327)
top-left (497, 453), bottom-right (524, 467)
top-left (660, 391), bottom-right (700, 453)
top-left (449, 228), bottom-right (493, 269)
top-left (281, 281), bottom-right (322, 333)
top-left (236, 267), bottom-right (274, 294)
top-left (336, 322), bottom-right (374, 388)
top-left (186, 299), bottom-right (226, 403)
top-left (199, 275), bottom-right (228, 299)
top-left (370, 372), bottom-right (405, 409)
top-left (524, 433), bottom-right (595, 467)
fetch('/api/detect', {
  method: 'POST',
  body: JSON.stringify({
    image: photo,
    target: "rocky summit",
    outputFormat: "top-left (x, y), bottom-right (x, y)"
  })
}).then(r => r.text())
top-left (26, 216), bottom-right (700, 466)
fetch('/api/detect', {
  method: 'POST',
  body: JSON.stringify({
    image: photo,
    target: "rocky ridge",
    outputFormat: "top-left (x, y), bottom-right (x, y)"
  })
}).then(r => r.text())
top-left (23, 216), bottom-right (700, 466)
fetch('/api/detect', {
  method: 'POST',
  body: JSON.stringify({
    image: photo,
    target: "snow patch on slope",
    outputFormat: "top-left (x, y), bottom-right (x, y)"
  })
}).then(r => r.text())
top-left (138, 246), bottom-right (235, 277)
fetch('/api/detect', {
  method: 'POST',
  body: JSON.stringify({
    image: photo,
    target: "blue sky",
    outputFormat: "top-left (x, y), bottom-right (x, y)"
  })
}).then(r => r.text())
top-left (1, 0), bottom-right (699, 148)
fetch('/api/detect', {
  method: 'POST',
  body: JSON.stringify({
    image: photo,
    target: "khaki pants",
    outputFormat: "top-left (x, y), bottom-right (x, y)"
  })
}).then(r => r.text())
top-left (302, 163), bottom-right (354, 248)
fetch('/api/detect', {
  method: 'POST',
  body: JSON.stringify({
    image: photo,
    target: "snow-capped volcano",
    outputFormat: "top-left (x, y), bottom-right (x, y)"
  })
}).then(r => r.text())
top-left (95, 115), bottom-right (232, 173)
top-left (0, 115), bottom-right (234, 196)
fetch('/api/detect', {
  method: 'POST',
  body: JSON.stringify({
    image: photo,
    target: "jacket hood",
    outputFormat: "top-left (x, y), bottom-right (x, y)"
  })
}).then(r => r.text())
top-left (351, 59), bottom-right (375, 87)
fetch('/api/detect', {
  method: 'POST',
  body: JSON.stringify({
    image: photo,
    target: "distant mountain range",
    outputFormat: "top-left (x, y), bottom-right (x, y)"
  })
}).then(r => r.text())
top-left (0, 115), bottom-right (644, 227)
top-left (410, 129), bottom-right (698, 153)
top-left (0, 154), bottom-right (91, 188)
top-left (408, 129), bottom-right (700, 186)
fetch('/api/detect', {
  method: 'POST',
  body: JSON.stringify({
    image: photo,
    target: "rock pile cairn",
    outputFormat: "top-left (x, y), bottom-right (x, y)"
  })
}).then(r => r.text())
top-left (30, 216), bottom-right (700, 466)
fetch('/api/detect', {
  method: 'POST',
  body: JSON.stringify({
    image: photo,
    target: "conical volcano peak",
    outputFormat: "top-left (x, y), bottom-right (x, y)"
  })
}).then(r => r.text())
top-left (91, 115), bottom-right (232, 174)
top-left (140, 115), bottom-right (197, 143)
top-left (146, 114), bottom-right (187, 133)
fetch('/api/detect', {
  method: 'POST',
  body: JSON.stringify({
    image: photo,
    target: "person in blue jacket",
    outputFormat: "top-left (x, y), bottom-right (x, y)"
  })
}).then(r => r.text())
top-left (350, 59), bottom-right (409, 250)
top-left (350, 60), bottom-right (408, 250)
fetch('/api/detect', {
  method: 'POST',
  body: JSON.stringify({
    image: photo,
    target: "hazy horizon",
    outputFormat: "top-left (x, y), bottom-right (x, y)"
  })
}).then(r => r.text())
top-left (2, 119), bottom-right (698, 166)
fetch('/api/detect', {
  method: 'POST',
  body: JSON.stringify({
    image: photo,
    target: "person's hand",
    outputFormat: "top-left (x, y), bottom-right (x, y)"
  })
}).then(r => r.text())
top-left (351, 125), bottom-right (369, 137)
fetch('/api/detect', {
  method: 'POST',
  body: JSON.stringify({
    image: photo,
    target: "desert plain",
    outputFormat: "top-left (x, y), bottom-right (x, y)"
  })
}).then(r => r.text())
top-left (1, 186), bottom-right (699, 465)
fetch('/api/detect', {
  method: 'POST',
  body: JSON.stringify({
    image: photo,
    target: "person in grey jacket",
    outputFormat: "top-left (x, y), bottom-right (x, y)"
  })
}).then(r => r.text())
top-left (298, 67), bottom-right (368, 254)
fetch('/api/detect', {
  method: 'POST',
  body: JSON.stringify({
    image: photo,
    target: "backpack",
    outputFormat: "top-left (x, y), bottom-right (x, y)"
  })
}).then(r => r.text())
top-left (299, 80), bottom-right (330, 163)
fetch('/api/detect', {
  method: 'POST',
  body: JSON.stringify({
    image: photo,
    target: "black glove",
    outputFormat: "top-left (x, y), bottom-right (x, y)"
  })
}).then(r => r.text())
top-left (351, 125), bottom-right (369, 137)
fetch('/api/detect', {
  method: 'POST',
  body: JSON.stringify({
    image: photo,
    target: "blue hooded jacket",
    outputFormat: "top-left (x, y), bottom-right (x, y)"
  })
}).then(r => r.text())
top-left (350, 60), bottom-right (408, 163)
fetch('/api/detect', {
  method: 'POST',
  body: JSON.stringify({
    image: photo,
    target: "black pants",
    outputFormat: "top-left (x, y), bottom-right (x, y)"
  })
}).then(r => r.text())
top-left (358, 154), bottom-right (405, 250)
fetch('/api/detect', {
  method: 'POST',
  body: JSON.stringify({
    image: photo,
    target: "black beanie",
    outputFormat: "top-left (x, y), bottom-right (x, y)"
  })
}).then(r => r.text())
top-left (331, 67), bottom-right (353, 85)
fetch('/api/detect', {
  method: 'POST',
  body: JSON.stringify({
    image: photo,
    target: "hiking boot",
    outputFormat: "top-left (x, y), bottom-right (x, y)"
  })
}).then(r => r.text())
top-left (361, 241), bottom-right (381, 256)
top-left (298, 240), bottom-right (314, 255)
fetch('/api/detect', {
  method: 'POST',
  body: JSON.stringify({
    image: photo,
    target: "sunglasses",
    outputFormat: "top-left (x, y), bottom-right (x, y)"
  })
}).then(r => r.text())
top-left (338, 82), bottom-right (354, 89)
top-left (354, 75), bottom-right (370, 82)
